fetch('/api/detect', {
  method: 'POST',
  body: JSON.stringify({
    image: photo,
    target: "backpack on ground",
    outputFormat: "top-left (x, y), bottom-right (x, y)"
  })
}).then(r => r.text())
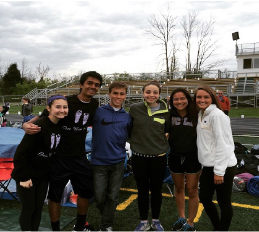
top-left (234, 142), bottom-right (248, 155)
top-left (251, 144), bottom-right (259, 157)
top-left (235, 153), bottom-right (259, 176)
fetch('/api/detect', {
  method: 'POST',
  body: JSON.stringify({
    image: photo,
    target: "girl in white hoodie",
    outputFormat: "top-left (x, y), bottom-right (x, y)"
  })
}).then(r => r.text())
top-left (194, 86), bottom-right (237, 231)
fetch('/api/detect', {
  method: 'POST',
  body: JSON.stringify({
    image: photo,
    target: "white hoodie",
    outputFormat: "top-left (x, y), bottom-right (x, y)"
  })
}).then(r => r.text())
top-left (197, 104), bottom-right (237, 176)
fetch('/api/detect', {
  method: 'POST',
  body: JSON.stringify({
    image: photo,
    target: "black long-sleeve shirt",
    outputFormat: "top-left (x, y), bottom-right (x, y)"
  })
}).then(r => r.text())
top-left (11, 116), bottom-right (62, 183)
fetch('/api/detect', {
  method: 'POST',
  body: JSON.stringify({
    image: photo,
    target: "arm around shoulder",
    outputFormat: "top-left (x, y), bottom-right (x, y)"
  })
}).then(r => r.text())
top-left (23, 116), bottom-right (41, 134)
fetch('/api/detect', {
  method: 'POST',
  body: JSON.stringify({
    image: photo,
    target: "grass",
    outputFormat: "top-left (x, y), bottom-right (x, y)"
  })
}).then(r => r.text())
top-left (1, 174), bottom-right (259, 231)
top-left (233, 136), bottom-right (259, 150)
top-left (7, 106), bottom-right (46, 115)
top-left (229, 107), bottom-right (259, 118)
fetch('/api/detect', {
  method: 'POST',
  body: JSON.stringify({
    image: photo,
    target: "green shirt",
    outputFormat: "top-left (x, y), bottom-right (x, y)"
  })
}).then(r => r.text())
top-left (129, 99), bottom-right (170, 156)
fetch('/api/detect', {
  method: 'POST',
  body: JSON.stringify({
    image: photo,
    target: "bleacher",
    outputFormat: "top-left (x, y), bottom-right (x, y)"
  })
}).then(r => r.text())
top-left (235, 77), bottom-right (256, 93)
top-left (48, 78), bottom-right (237, 97)
top-left (24, 75), bottom-right (259, 107)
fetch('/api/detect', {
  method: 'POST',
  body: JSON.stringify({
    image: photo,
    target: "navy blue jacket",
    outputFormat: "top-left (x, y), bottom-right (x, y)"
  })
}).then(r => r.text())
top-left (91, 104), bottom-right (131, 165)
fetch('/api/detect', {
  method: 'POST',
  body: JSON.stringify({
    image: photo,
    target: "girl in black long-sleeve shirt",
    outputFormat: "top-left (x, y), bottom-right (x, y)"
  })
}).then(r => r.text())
top-left (11, 95), bottom-right (68, 231)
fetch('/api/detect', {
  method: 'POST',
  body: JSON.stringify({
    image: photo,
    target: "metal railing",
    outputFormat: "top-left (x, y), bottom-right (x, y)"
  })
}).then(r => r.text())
top-left (236, 42), bottom-right (259, 55)
top-left (22, 77), bottom-right (79, 104)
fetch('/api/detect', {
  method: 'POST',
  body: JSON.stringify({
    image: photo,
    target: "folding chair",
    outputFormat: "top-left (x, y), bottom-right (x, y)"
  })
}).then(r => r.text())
top-left (0, 158), bottom-right (17, 200)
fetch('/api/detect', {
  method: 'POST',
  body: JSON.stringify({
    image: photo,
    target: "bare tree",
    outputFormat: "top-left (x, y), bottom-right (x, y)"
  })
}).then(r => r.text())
top-left (20, 58), bottom-right (30, 79)
top-left (145, 6), bottom-right (178, 79)
top-left (195, 17), bottom-right (219, 71)
top-left (35, 62), bottom-right (51, 81)
top-left (169, 42), bottom-right (181, 79)
top-left (180, 12), bottom-right (226, 77)
top-left (180, 11), bottom-right (199, 73)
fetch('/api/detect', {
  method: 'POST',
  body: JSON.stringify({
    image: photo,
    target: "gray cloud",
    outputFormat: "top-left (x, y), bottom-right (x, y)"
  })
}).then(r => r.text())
top-left (0, 1), bottom-right (259, 77)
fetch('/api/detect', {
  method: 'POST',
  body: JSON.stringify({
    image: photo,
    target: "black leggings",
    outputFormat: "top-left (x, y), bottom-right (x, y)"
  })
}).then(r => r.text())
top-left (199, 166), bottom-right (236, 231)
top-left (16, 180), bottom-right (48, 231)
top-left (132, 155), bottom-right (167, 220)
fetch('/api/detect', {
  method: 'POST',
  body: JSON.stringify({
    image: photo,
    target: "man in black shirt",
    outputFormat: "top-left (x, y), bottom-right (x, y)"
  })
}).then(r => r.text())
top-left (23, 71), bottom-right (103, 231)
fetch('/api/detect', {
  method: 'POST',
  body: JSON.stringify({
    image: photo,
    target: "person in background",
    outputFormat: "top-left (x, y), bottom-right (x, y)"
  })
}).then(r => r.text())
top-left (21, 97), bottom-right (33, 123)
top-left (23, 71), bottom-right (103, 231)
top-left (168, 88), bottom-right (201, 231)
top-left (91, 82), bottom-right (131, 231)
top-left (217, 90), bottom-right (230, 115)
top-left (21, 97), bottom-right (33, 116)
top-left (194, 85), bottom-right (237, 231)
top-left (0, 102), bottom-right (10, 127)
top-left (11, 95), bottom-right (68, 231)
top-left (129, 80), bottom-right (170, 231)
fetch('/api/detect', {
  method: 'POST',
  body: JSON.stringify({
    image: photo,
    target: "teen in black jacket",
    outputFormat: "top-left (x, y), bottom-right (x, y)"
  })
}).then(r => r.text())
top-left (12, 95), bottom-right (68, 231)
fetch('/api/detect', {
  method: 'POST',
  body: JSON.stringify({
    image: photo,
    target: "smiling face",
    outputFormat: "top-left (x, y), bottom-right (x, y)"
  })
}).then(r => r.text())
top-left (79, 77), bottom-right (101, 101)
top-left (172, 91), bottom-right (188, 115)
top-left (47, 99), bottom-right (68, 123)
top-left (143, 84), bottom-right (160, 107)
top-left (195, 89), bottom-right (212, 112)
top-left (109, 87), bottom-right (127, 108)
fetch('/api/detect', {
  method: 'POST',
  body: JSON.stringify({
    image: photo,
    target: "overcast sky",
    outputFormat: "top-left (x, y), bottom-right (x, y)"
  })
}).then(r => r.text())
top-left (0, 1), bottom-right (258, 79)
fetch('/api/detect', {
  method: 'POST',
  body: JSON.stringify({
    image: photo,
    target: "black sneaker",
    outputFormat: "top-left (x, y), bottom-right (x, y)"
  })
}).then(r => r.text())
top-left (180, 223), bottom-right (196, 231)
top-left (172, 218), bottom-right (187, 231)
top-left (83, 222), bottom-right (95, 231)
top-left (73, 222), bottom-right (95, 232)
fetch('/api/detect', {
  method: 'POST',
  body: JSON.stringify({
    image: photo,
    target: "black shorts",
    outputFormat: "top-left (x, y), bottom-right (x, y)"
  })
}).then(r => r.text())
top-left (168, 154), bottom-right (201, 174)
top-left (47, 156), bottom-right (93, 203)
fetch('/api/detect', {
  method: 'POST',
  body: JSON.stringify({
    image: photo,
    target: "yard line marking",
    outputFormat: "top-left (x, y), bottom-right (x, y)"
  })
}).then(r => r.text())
top-left (120, 188), bottom-right (189, 199)
top-left (194, 203), bottom-right (204, 223)
top-left (116, 194), bottom-right (138, 211)
top-left (120, 188), bottom-right (259, 211)
top-left (231, 202), bottom-right (259, 210)
top-left (212, 200), bottom-right (259, 210)
top-left (120, 188), bottom-right (138, 193)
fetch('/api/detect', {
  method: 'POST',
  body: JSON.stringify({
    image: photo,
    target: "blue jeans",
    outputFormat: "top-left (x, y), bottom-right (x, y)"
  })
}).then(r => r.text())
top-left (92, 161), bottom-right (124, 230)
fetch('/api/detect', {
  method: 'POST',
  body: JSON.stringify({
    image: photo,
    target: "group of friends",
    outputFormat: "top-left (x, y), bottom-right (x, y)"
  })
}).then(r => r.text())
top-left (10, 71), bottom-right (237, 231)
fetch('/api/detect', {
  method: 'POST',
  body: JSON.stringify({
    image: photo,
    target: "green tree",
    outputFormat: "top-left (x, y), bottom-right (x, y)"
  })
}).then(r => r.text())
top-left (1, 63), bottom-right (22, 94)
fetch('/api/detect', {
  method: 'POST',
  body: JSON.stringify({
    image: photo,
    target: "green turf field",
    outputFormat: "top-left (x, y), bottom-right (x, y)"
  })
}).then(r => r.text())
top-left (1, 174), bottom-right (258, 231)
